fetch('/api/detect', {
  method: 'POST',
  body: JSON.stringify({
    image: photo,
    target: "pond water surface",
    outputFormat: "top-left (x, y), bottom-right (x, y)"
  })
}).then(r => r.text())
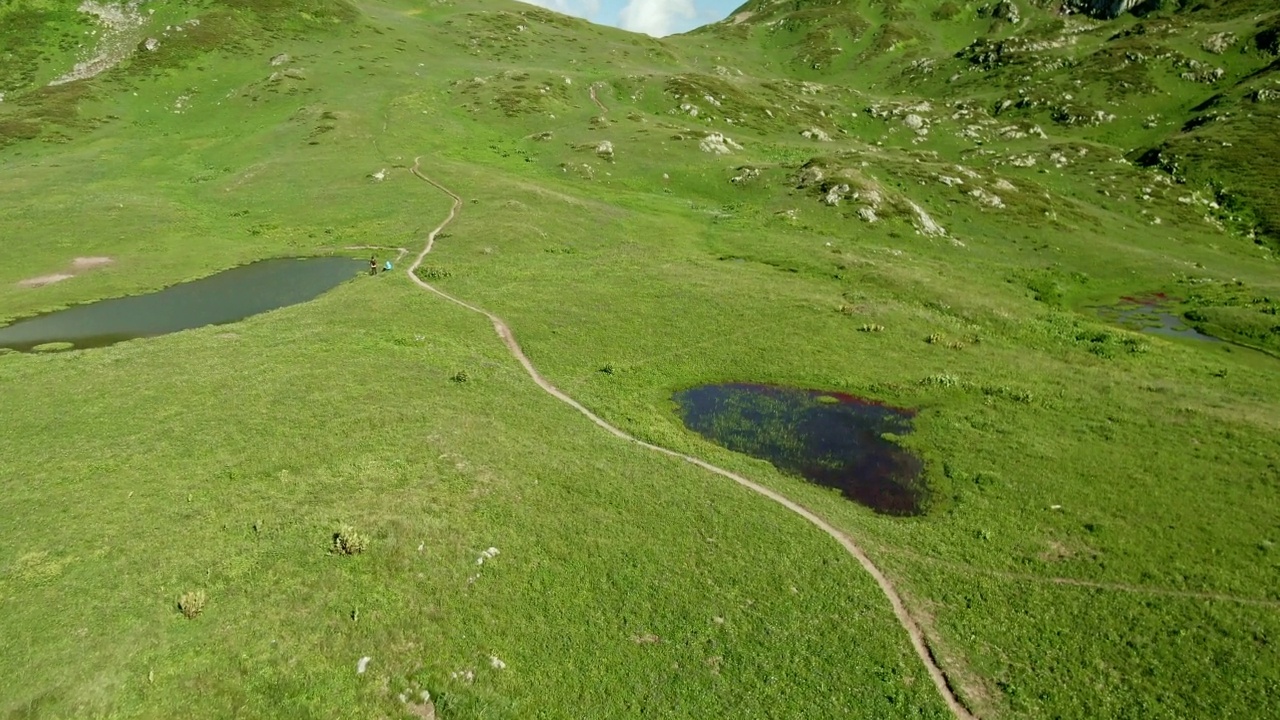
top-left (1095, 293), bottom-right (1219, 343)
top-left (0, 257), bottom-right (364, 352)
top-left (674, 383), bottom-right (926, 516)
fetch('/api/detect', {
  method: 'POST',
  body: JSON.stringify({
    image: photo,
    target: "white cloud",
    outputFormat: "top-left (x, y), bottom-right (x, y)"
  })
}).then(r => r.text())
top-left (619, 0), bottom-right (696, 37)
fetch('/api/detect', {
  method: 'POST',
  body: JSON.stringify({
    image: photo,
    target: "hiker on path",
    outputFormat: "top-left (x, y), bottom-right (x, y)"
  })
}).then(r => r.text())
top-left (369, 256), bottom-right (378, 276)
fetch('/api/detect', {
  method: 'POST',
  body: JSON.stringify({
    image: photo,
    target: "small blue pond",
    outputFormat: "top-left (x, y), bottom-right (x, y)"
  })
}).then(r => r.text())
top-left (0, 257), bottom-right (364, 352)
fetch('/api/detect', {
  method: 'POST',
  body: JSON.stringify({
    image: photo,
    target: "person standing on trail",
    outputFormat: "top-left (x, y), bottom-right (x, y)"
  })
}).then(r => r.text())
top-left (369, 256), bottom-right (378, 276)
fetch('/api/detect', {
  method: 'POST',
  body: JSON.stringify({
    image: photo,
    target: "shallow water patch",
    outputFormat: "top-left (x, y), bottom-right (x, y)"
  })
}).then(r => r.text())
top-left (674, 383), bottom-right (926, 516)
top-left (1093, 293), bottom-right (1219, 343)
top-left (0, 257), bottom-right (364, 352)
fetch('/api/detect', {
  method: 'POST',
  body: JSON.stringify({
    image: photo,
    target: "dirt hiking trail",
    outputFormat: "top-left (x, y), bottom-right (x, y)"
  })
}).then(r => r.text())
top-left (403, 157), bottom-right (976, 719)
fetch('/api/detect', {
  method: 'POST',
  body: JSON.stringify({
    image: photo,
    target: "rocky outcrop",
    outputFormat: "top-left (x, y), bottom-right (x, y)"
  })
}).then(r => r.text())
top-left (1063, 0), bottom-right (1144, 20)
top-left (699, 132), bottom-right (742, 155)
top-left (1202, 33), bottom-right (1237, 55)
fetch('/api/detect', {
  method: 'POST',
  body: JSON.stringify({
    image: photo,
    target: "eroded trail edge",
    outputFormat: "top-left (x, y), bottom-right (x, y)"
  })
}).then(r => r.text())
top-left (405, 158), bottom-right (976, 720)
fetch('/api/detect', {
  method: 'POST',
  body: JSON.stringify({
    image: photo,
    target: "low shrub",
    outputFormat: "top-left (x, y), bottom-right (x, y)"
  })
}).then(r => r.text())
top-left (332, 526), bottom-right (368, 555)
top-left (415, 265), bottom-right (452, 280)
top-left (178, 590), bottom-right (207, 619)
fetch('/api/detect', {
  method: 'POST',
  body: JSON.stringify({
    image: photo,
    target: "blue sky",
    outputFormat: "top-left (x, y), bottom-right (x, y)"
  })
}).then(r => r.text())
top-left (518, 0), bottom-right (744, 37)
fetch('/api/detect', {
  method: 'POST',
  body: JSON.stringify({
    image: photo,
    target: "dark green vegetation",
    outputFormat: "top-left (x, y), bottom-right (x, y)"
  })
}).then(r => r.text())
top-left (675, 383), bottom-right (927, 515)
top-left (0, 257), bottom-right (363, 351)
top-left (1, 0), bottom-right (1278, 718)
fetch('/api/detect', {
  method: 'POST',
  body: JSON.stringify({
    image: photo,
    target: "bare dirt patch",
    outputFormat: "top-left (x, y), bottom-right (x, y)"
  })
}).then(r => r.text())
top-left (18, 274), bottom-right (74, 288)
top-left (405, 699), bottom-right (436, 719)
top-left (16, 256), bottom-right (115, 288)
top-left (71, 256), bottom-right (114, 270)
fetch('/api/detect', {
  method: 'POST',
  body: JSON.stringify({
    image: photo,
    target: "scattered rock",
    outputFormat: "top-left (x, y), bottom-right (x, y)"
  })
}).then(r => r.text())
top-left (993, 178), bottom-right (1018, 192)
top-left (857, 207), bottom-right (878, 223)
top-left (969, 188), bottom-right (1005, 208)
top-left (270, 53), bottom-right (291, 66)
top-left (144, 37), bottom-right (158, 51)
top-left (357, 656), bottom-right (372, 674)
top-left (51, 1), bottom-right (148, 86)
top-left (992, 0), bottom-right (1020, 23)
top-left (371, 169), bottom-right (387, 182)
top-left (699, 132), bottom-right (742, 155)
top-left (823, 184), bottom-right (850, 206)
top-left (595, 140), bottom-right (614, 160)
top-left (1062, 0), bottom-right (1142, 20)
top-left (907, 200), bottom-right (947, 237)
top-left (529, 130), bottom-right (554, 141)
top-left (1202, 32), bottom-right (1237, 55)
top-left (730, 167), bottom-right (760, 184)
top-left (489, 655), bottom-right (507, 670)
top-left (801, 127), bottom-right (832, 142)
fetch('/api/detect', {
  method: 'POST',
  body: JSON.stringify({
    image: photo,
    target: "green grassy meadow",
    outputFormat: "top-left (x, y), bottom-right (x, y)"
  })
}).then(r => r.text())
top-left (2, 0), bottom-right (1279, 717)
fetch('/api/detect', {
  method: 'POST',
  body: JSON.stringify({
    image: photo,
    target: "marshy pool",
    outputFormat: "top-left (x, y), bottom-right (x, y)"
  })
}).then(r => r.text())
top-left (674, 383), bottom-right (926, 516)
top-left (1095, 293), bottom-right (1219, 343)
top-left (0, 257), bottom-right (364, 352)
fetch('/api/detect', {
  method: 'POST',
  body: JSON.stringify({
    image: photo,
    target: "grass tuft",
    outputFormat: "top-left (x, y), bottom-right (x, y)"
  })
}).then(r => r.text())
top-left (331, 526), bottom-right (367, 555)
top-left (177, 590), bottom-right (207, 619)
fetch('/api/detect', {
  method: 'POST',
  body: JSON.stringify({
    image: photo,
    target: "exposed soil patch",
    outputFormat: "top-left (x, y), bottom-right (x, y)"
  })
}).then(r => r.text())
top-left (16, 256), bottom-right (115, 288)
top-left (18, 274), bottom-right (74, 288)
top-left (674, 383), bottom-right (927, 515)
top-left (71, 256), bottom-right (114, 270)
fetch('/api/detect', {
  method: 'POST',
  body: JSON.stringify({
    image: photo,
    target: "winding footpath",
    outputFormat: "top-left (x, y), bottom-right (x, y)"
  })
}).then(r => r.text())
top-left (403, 157), bottom-right (975, 718)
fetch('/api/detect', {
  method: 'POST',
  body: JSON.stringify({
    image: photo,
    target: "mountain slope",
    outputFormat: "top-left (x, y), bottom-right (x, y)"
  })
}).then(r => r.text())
top-left (1, 1), bottom-right (1278, 719)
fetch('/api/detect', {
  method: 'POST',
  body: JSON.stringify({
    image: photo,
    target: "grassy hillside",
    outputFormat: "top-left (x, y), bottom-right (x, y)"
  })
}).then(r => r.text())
top-left (1, 0), bottom-right (1278, 718)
